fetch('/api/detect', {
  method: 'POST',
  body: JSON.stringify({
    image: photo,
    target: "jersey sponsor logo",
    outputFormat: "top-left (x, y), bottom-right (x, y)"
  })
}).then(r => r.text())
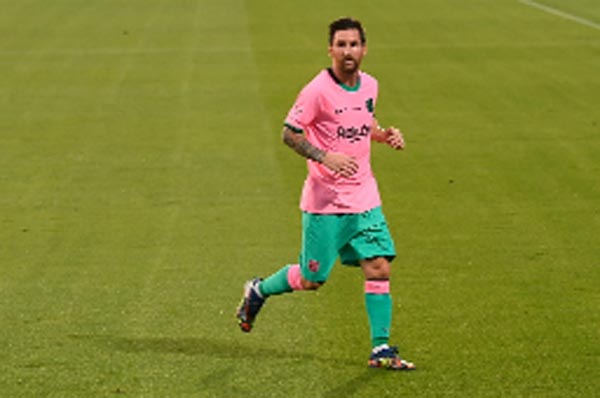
top-left (337, 124), bottom-right (371, 143)
top-left (334, 104), bottom-right (367, 114)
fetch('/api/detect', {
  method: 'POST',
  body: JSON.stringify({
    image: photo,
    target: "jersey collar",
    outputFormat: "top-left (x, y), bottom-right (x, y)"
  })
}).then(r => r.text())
top-left (327, 68), bottom-right (361, 92)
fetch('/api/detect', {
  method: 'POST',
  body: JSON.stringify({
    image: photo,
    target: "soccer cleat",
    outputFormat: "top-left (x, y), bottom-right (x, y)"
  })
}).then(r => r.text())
top-left (236, 278), bottom-right (265, 333)
top-left (368, 345), bottom-right (416, 371)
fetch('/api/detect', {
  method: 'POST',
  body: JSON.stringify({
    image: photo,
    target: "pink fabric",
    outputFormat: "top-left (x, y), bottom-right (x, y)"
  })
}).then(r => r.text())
top-left (287, 264), bottom-right (304, 291)
top-left (284, 69), bottom-right (381, 214)
top-left (365, 280), bottom-right (390, 294)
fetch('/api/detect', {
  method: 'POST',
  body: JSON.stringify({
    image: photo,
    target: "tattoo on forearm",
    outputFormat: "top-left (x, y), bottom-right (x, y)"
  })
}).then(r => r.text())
top-left (295, 139), bottom-right (326, 162)
top-left (283, 129), bottom-right (326, 163)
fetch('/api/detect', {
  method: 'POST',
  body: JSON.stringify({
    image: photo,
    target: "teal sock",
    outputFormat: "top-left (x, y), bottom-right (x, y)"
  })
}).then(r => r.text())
top-left (365, 292), bottom-right (392, 348)
top-left (258, 265), bottom-right (293, 297)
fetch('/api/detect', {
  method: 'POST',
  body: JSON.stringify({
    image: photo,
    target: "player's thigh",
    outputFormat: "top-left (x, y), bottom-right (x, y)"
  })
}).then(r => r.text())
top-left (300, 212), bottom-right (341, 283)
top-left (339, 207), bottom-right (396, 267)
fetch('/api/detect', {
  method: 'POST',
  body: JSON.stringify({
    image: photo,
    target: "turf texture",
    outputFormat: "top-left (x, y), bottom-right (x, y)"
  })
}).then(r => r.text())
top-left (0, 0), bottom-right (599, 397)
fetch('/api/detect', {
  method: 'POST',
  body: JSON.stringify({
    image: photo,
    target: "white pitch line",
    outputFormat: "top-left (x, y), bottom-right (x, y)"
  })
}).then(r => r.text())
top-left (519, 0), bottom-right (600, 31)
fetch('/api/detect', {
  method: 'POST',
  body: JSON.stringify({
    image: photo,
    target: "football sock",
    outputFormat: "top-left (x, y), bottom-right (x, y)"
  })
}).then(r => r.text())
top-left (365, 280), bottom-right (392, 348)
top-left (258, 264), bottom-right (304, 297)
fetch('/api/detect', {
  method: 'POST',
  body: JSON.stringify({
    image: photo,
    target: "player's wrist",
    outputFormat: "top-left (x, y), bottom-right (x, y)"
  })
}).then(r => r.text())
top-left (313, 149), bottom-right (327, 163)
top-left (373, 125), bottom-right (388, 142)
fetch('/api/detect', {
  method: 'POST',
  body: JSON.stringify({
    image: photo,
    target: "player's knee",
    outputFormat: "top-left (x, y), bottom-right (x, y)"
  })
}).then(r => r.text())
top-left (300, 278), bottom-right (324, 290)
top-left (361, 257), bottom-right (391, 279)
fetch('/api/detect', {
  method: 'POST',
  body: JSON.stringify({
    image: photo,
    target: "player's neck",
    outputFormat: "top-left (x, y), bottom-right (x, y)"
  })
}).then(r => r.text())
top-left (330, 66), bottom-right (360, 88)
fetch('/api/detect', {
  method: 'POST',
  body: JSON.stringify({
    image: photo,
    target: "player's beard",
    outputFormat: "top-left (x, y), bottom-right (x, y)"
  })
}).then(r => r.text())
top-left (341, 57), bottom-right (360, 74)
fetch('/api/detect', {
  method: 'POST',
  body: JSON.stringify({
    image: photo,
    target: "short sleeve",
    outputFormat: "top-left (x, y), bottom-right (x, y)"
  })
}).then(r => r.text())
top-left (284, 85), bottom-right (319, 133)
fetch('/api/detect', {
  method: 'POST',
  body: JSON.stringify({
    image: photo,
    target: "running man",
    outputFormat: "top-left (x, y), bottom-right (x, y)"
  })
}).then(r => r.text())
top-left (236, 17), bottom-right (415, 371)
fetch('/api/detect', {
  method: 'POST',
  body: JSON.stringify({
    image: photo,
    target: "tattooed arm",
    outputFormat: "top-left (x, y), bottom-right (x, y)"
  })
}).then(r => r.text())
top-left (282, 126), bottom-right (358, 177)
top-left (282, 126), bottom-right (326, 162)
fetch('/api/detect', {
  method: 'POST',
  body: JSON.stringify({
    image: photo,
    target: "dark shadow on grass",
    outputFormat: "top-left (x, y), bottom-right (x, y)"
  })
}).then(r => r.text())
top-left (69, 334), bottom-right (355, 365)
top-left (69, 334), bottom-right (397, 396)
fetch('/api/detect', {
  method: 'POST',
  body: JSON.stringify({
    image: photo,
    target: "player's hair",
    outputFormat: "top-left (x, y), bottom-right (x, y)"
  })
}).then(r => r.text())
top-left (328, 18), bottom-right (366, 45)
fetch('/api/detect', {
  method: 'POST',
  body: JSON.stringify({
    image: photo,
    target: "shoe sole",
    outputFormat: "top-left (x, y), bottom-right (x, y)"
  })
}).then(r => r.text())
top-left (368, 359), bottom-right (416, 371)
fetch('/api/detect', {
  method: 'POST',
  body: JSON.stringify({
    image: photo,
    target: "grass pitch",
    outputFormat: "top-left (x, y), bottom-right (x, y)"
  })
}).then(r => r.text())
top-left (1, 0), bottom-right (599, 397)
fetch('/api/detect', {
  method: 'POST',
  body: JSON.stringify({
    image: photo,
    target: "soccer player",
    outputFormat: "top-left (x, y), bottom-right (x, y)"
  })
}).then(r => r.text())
top-left (236, 17), bottom-right (415, 371)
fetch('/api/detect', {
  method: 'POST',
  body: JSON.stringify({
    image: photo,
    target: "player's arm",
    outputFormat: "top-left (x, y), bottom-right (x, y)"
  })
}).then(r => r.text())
top-left (371, 118), bottom-right (405, 150)
top-left (282, 126), bottom-right (358, 177)
top-left (282, 125), bottom-right (326, 162)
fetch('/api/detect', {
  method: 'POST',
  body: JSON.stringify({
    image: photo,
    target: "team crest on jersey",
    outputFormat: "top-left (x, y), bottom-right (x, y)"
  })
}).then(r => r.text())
top-left (308, 259), bottom-right (320, 273)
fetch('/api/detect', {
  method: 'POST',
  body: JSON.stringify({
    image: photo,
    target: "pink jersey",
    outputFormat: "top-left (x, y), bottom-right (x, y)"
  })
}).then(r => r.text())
top-left (285, 68), bottom-right (381, 214)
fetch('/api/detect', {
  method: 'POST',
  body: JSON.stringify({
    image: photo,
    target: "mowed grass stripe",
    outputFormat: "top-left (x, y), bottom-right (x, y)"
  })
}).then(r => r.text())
top-left (248, 0), bottom-right (598, 396)
top-left (0, 3), bottom-right (115, 288)
top-left (0, 1), bottom-right (276, 395)
top-left (5, 0), bottom-right (294, 396)
top-left (1, 1), bottom-right (599, 397)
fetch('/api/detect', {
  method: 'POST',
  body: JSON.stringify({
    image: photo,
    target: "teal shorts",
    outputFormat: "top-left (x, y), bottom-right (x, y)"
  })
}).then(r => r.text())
top-left (299, 206), bottom-right (396, 283)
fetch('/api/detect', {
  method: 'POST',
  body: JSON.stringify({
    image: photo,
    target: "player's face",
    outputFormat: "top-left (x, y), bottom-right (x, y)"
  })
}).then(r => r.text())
top-left (329, 29), bottom-right (367, 75)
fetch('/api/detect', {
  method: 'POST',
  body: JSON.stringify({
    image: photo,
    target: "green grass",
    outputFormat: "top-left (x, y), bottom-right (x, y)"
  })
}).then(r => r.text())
top-left (1, 0), bottom-right (599, 397)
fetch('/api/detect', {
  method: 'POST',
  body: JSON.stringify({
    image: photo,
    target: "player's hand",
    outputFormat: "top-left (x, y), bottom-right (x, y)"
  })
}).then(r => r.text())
top-left (321, 152), bottom-right (359, 177)
top-left (386, 127), bottom-right (405, 150)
